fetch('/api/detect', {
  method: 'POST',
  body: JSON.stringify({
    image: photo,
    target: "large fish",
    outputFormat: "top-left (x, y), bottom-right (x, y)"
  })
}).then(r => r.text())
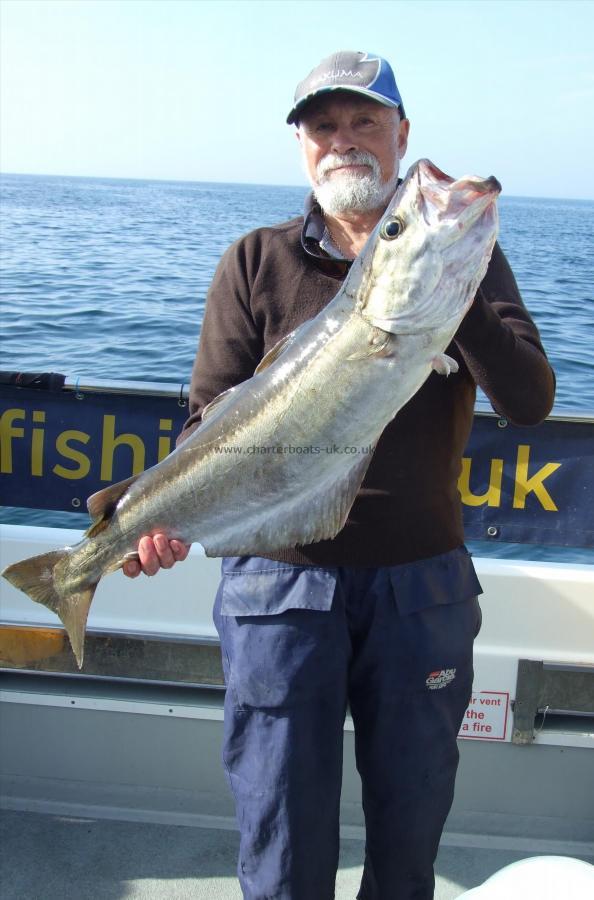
top-left (2, 159), bottom-right (501, 667)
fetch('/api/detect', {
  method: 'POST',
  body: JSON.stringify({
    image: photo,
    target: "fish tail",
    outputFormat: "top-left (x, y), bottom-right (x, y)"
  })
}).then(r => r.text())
top-left (1, 550), bottom-right (96, 669)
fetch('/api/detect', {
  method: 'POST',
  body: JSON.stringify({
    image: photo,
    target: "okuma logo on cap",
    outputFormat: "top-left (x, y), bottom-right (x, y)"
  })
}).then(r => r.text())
top-left (311, 69), bottom-right (364, 87)
top-left (286, 51), bottom-right (404, 125)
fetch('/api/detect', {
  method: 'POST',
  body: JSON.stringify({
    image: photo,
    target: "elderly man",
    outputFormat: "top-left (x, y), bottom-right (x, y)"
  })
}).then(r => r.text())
top-left (125, 52), bottom-right (555, 900)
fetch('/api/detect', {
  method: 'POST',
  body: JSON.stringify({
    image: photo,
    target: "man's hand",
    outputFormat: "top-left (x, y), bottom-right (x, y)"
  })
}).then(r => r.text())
top-left (123, 534), bottom-right (191, 578)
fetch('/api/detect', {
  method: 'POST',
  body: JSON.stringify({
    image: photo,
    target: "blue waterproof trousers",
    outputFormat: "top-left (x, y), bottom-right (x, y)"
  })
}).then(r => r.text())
top-left (213, 550), bottom-right (482, 900)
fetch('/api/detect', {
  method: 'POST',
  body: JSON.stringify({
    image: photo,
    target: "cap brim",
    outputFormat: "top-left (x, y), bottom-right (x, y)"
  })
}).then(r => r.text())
top-left (287, 85), bottom-right (400, 124)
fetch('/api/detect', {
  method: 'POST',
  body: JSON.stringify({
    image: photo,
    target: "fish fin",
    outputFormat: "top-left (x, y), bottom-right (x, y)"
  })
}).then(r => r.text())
top-left (362, 313), bottom-right (435, 336)
top-left (86, 474), bottom-right (139, 532)
top-left (103, 550), bottom-right (140, 576)
top-left (201, 385), bottom-right (240, 422)
top-left (346, 330), bottom-right (395, 360)
top-left (200, 450), bottom-right (375, 557)
top-left (202, 322), bottom-right (313, 425)
top-left (85, 518), bottom-right (111, 539)
top-left (55, 585), bottom-right (97, 669)
top-left (361, 315), bottom-right (403, 335)
top-left (431, 353), bottom-right (459, 376)
top-left (254, 321), bottom-right (311, 374)
top-left (1, 550), bottom-right (96, 669)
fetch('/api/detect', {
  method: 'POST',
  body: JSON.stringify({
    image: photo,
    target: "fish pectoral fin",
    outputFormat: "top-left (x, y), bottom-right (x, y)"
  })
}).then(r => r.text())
top-left (1, 549), bottom-right (95, 669)
top-left (86, 474), bottom-right (140, 532)
top-left (347, 330), bottom-right (395, 360)
top-left (361, 314), bottom-right (403, 335)
top-left (431, 353), bottom-right (459, 376)
top-left (254, 321), bottom-right (312, 374)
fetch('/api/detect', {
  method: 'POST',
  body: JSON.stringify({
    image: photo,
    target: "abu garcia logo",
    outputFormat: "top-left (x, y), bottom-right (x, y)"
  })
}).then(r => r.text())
top-left (426, 668), bottom-right (456, 690)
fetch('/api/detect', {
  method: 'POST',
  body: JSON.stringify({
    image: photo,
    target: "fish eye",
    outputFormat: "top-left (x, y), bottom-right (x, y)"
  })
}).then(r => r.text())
top-left (380, 217), bottom-right (405, 240)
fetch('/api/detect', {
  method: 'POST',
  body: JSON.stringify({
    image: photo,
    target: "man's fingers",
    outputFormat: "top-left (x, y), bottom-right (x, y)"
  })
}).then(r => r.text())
top-left (154, 534), bottom-right (175, 569)
top-left (123, 559), bottom-right (141, 578)
top-left (138, 535), bottom-right (161, 576)
top-left (171, 540), bottom-right (191, 562)
top-left (123, 536), bottom-right (191, 577)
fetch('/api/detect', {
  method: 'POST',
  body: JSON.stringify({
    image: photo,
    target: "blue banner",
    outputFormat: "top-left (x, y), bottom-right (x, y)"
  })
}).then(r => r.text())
top-left (457, 413), bottom-right (593, 547)
top-left (0, 383), bottom-right (187, 514)
top-left (1, 381), bottom-right (592, 548)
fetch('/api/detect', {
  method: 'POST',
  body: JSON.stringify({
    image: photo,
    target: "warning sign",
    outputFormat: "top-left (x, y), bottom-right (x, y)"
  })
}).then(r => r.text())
top-left (459, 691), bottom-right (510, 741)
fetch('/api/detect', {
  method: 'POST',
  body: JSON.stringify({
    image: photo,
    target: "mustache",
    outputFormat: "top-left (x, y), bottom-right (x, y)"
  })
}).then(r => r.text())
top-left (317, 151), bottom-right (381, 180)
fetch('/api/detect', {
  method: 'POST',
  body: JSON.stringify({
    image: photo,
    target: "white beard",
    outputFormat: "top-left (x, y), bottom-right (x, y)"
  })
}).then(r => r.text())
top-left (310, 150), bottom-right (399, 216)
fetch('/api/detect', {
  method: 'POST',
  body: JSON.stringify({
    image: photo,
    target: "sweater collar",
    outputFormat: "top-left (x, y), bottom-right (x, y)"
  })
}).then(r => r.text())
top-left (300, 182), bottom-right (403, 279)
top-left (300, 192), bottom-right (352, 280)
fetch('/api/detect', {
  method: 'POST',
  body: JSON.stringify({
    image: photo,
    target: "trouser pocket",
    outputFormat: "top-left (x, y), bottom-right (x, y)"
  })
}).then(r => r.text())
top-left (214, 556), bottom-right (340, 709)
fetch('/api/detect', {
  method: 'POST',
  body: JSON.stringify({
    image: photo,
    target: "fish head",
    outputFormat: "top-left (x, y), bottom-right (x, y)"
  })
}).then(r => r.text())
top-left (355, 158), bottom-right (501, 334)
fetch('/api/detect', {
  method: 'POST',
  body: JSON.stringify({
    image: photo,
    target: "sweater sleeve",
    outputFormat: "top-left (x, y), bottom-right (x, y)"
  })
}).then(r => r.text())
top-left (177, 236), bottom-right (264, 444)
top-left (454, 242), bottom-right (556, 425)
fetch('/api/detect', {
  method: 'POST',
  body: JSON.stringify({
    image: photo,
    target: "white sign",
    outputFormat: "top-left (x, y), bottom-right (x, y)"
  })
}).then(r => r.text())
top-left (459, 691), bottom-right (510, 741)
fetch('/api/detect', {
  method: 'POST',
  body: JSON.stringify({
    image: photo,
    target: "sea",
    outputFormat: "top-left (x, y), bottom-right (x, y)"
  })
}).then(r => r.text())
top-left (1, 173), bottom-right (593, 563)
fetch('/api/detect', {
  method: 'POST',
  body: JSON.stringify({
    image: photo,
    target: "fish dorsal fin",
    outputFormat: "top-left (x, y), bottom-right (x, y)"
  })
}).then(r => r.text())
top-left (254, 321), bottom-right (311, 375)
top-left (86, 474), bottom-right (139, 535)
top-left (202, 385), bottom-right (239, 423)
top-left (202, 321), bottom-right (312, 424)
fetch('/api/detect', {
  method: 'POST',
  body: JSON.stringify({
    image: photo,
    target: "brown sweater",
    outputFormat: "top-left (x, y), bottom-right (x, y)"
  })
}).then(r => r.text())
top-left (179, 203), bottom-right (555, 566)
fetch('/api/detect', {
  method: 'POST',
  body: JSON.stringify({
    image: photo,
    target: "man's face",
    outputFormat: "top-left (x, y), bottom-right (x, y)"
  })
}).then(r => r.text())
top-left (297, 92), bottom-right (410, 216)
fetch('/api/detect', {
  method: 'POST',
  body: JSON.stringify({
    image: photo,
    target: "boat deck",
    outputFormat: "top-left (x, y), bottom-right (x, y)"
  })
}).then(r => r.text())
top-left (3, 808), bottom-right (584, 900)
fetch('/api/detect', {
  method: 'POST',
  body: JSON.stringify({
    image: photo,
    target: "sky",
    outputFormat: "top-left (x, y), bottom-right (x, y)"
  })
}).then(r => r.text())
top-left (1, 0), bottom-right (593, 199)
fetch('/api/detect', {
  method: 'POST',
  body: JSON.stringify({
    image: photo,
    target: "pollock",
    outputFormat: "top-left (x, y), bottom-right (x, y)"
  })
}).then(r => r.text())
top-left (2, 159), bottom-right (501, 666)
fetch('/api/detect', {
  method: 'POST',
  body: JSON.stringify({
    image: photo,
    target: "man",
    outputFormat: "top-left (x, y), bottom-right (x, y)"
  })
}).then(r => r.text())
top-left (124, 51), bottom-right (555, 900)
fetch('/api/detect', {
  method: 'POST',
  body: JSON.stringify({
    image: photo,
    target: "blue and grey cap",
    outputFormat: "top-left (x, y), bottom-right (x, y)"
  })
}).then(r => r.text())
top-left (286, 50), bottom-right (405, 125)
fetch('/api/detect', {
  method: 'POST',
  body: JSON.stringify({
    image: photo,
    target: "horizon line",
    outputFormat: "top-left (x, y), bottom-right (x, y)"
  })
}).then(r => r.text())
top-left (1, 169), bottom-right (593, 205)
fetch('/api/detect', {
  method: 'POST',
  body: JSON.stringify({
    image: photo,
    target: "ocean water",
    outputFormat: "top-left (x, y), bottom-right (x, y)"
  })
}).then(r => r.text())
top-left (1, 173), bottom-right (593, 562)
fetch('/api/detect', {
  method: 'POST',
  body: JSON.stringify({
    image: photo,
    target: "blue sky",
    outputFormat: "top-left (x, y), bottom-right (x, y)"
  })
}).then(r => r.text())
top-left (1, 0), bottom-right (592, 199)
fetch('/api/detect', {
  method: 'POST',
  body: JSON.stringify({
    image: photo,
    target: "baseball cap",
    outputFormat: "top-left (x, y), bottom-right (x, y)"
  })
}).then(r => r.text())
top-left (287, 50), bottom-right (405, 125)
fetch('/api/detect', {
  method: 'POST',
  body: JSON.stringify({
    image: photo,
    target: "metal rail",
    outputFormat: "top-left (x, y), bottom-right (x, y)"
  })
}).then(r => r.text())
top-left (0, 623), bottom-right (225, 686)
top-left (60, 378), bottom-right (594, 423)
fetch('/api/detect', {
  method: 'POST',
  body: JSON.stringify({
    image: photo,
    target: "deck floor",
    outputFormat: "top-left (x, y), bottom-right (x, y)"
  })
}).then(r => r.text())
top-left (1, 808), bottom-right (584, 899)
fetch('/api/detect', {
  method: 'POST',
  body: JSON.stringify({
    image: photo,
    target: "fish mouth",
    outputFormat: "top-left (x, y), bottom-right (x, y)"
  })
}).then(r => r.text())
top-left (418, 158), bottom-right (501, 193)
top-left (415, 159), bottom-right (501, 218)
top-left (448, 173), bottom-right (502, 211)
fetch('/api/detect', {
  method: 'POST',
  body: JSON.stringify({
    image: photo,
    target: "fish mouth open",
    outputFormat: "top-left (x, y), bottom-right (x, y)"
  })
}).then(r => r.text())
top-left (394, 159), bottom-right (501, 234)
top-left (415, 159), bottom-right (501, 216)
top-left (418, 159), bottom-right (501, 193)
top-left (448, 173), bottom-right (502, 208)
